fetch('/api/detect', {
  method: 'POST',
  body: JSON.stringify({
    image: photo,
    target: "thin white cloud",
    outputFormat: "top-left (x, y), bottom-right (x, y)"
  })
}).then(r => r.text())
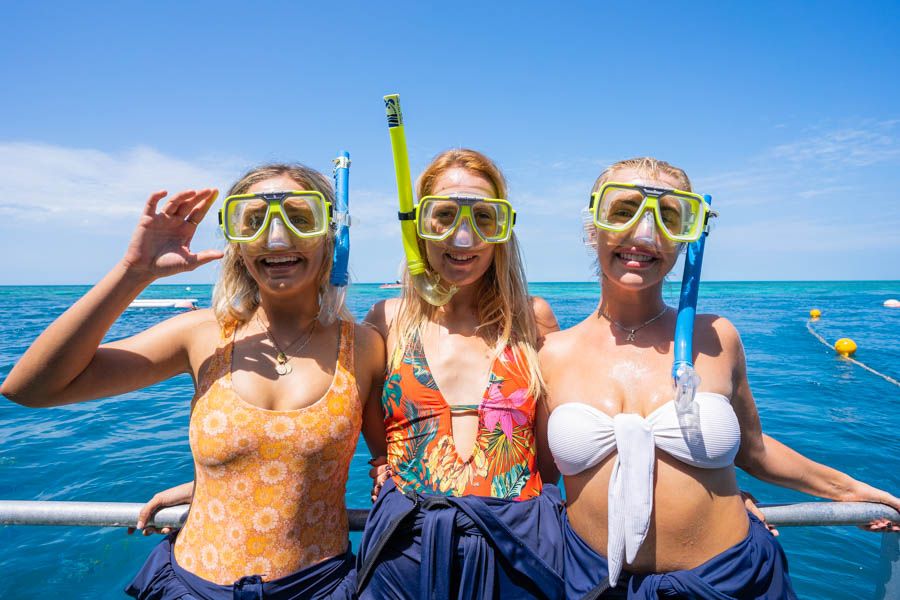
top-left (0, 142), bottom-right (242, 225)
top-left (769, 120), bottom-right (900, 167)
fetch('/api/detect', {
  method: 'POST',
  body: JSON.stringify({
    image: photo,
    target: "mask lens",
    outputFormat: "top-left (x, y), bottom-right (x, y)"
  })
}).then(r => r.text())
top-left (471, 201), bottom-right (505, 240)
top-left (658, 192), bottom-right (700, 239)
top-left (283, 194), bottom-right (325, 235)
top-left (420, 199), bottom-right (460, 239)
top-left (597, 187), bottom-right (644, 229)
top-left (227, 198), bottom-right (269, 239)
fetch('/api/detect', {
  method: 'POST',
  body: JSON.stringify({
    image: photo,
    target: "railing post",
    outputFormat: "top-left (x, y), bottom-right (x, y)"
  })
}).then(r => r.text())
top-left (875, 532), bottom-right (899, 600)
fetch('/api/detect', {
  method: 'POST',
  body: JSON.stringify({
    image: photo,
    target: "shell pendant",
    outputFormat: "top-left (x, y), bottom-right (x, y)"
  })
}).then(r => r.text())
top-left (275, 352), bottom-right (292, 376)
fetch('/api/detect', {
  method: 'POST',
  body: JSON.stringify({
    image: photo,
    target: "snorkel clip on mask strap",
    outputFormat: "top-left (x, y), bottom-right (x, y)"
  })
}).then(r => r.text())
top-left (383, 93), bottom-right (457, 306)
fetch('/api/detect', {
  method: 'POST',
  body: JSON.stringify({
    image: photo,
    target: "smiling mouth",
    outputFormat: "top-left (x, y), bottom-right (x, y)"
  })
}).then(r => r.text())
top-left (261, 255), bottom-right (302, 267)
top-left (615, 251), bottom-right (658, 266)
top-left (445, 252), bottom-right (477, 264)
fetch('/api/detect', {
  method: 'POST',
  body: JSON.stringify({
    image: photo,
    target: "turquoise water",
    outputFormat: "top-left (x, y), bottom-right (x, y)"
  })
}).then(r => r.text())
top-left (1, 281), bottom-right (898, 599)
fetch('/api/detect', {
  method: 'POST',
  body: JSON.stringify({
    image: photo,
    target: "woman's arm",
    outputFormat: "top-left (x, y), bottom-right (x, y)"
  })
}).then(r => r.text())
top-left (1, 189), bottom-right (221, 407)
top-left (535, 330), bottom-right (564, 486)
top-left (357, 322), bottom-right (388, 459)
top-left (726, 319), bottom-right (900, 530)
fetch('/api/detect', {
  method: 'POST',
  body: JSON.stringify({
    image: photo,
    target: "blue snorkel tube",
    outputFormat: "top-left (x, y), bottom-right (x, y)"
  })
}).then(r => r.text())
top-left (320, 151), bottom-right (351, 324)
top-left (672, 194), bottom-right (713, 428)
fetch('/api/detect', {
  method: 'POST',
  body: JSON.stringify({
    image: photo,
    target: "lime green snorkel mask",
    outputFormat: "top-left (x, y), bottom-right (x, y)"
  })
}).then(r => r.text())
top-left (383, 94), bottom-right (458, 306)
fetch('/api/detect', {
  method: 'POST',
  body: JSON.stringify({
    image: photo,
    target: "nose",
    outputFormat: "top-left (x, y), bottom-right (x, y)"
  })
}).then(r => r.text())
top-left (447, 216), bottom-right (477, 249)
top-left (265, 216), bottom-right (292, 250)
top-left (630, 210), bottom-right (658, 244)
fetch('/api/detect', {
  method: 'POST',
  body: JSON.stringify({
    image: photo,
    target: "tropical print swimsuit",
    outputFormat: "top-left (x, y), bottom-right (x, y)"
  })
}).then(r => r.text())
top-left (382, 332), bottom-right (542, 500)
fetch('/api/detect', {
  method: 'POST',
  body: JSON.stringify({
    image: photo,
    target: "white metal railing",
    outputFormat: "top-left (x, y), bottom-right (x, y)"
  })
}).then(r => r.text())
top-left (1, 500), bottom-right (897, 599)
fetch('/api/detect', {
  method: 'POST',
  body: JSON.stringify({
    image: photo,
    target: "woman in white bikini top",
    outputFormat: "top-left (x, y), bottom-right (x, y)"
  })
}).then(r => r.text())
top-left (538, 157), bottom-right (900, 597)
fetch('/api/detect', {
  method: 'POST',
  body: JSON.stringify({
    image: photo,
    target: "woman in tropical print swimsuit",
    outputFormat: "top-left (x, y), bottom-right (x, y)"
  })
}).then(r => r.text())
top-left (357, 148), bottom-right (565, 600)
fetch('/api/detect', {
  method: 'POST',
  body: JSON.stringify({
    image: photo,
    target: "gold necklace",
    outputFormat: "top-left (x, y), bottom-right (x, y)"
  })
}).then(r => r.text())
top-left (598, 305), bottom-right (669, 342)
top-left (255, 313), bottom-right (317, 376)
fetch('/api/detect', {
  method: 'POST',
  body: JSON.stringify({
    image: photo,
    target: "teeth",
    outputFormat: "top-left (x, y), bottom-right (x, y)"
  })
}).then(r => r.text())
top-left (448, 253), bottom-right (475, 261)
top-left (620, 252), bottom-right (654, 262)
top-left (263, 256), bottom-right (299, 265)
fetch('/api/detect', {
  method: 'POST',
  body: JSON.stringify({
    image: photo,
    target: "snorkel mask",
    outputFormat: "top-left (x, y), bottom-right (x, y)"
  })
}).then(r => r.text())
top-left (414, 195), bottom-right (516, 246)
top-left (383, 94), bottom-right (457, 306)
top-left (219, 190), bottom-right (333, 245)
top-left (588, 182), bottom-right (714, 244)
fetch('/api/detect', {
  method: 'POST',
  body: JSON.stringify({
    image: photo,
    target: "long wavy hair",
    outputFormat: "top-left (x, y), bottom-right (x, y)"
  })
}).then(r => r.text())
top-left (211, 163), bottom-right (351, 326)
top-left (390, 149), bottom-right (543, 399)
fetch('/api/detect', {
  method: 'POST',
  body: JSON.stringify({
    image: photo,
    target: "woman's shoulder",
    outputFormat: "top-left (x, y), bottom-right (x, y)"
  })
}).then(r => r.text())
top-left (537, 321), bottom-right (584, 365)
top-left (353, 319), bottom-right (385, 349)
top-left (694, 313), bottom-right (744, 361)
top-left (351, 319), bottom-right (387, 375)
top-left (530, 296), bottom-right (560, 340)
top-left (364, 298), bottom-right (401, 339)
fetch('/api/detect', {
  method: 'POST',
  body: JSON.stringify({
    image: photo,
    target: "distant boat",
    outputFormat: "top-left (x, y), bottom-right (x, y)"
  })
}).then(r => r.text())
top-left (128, 299), bottom-right (197, 309)
top-left (379, 281), bottom-right (403, 289)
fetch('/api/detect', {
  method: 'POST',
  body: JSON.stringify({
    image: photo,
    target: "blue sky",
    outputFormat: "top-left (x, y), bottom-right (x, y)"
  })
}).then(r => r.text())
top-left (2, 1), bottom-right (898, 284)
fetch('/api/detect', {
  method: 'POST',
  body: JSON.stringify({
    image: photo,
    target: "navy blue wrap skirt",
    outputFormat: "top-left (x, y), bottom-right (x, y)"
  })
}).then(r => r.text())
top-left (356, 478), bottom-right (566, 600)
top-left (125, 532), bottom-right (357, 600)
top-left (563, 511), bottom-right (797, 599)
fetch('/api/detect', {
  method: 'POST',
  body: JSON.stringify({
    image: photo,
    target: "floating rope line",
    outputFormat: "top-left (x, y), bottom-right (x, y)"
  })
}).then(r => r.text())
top-left (807, 320), bottom-right (900, 388)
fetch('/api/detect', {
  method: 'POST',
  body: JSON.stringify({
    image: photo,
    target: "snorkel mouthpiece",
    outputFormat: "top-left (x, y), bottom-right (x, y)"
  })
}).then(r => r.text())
top-left (672, 194), bottom-right (713, 432)
top-left (384, 93), bottom-right (458, 306)
top-left (320, 151), bottom-right (351, 325)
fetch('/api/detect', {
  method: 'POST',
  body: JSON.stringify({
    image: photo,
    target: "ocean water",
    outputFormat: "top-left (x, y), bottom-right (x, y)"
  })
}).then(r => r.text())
top-left (1, 281), bottom-right (898, 599)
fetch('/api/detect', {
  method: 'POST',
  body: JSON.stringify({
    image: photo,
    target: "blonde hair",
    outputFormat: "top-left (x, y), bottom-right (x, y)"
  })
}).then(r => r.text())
top-left (211, 163), bottom-right (352, 325)
top-left (584, 157), bottom-right (692, 250)
top-left (391, 149), bottom-right (543, 399)
top-left (592, 156), bottom-right (691, 193)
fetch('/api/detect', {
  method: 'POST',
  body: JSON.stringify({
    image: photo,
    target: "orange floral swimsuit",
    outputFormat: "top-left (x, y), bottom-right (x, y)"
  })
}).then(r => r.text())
top-left (383, 333), bottom-right (542, 500)
top-left (174, 319), bottom-right (361, 584)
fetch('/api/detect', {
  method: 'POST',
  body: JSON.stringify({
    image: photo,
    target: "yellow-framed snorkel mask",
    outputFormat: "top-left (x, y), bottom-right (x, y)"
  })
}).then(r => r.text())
top-left (218, 190), bottom-right (333, 243)
top-left (589, 182), bottom-right (715, 243)
top-left (408, 195), bottom-right (516, 246)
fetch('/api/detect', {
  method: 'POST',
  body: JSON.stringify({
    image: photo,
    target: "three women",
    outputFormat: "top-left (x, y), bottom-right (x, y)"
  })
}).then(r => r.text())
top-left (3, 147), bottom-right (898, 599)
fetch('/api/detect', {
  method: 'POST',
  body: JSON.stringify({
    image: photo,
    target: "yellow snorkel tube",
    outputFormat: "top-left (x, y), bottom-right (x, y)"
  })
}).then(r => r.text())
top-left (383, 94), bottom-right (458, 306)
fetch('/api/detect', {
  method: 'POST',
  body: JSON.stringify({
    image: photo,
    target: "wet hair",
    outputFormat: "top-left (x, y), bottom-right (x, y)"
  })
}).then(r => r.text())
top-left (392, 148), bottom-right (543, 400)
top-left (591, 156), bottom-right (692, 193)
top-left (211, 163), bottom-right (350, 325)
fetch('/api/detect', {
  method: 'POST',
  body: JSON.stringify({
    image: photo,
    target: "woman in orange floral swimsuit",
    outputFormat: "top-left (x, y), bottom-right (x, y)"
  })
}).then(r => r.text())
top-left (3, 164), bottom-right (387, 599)
top-left (357, 149), bottom-right (566, 599)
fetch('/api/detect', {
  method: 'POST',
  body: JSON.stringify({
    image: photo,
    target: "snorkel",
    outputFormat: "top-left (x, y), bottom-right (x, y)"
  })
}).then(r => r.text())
top-left (383, 94), bottom-right (458, 306)
top-left (320, 151), bottom-right (351, 324)
top-left (672, 194), bottom-right (713, 429)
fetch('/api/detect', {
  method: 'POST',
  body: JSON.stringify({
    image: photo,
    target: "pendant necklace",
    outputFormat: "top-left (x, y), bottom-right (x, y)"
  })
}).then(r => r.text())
top-left (598, 305), bottom-right (669, 342)
top-left (256, 313), bottom-right (317, 376)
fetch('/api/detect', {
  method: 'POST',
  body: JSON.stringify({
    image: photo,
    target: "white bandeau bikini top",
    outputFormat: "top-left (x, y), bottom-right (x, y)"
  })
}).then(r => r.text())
top-left (547, 392), bottom-right (741, 586)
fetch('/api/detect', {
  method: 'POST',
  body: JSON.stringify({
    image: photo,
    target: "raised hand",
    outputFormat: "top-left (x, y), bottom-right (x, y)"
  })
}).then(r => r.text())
top-left (121, 189), bottom-right (224, 280)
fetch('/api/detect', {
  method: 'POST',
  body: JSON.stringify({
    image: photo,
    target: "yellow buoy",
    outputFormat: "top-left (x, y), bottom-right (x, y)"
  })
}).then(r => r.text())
top-left (809, 309), bottom-right (821, 319)
top-left (834, 338), bottom-right (857, 357)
